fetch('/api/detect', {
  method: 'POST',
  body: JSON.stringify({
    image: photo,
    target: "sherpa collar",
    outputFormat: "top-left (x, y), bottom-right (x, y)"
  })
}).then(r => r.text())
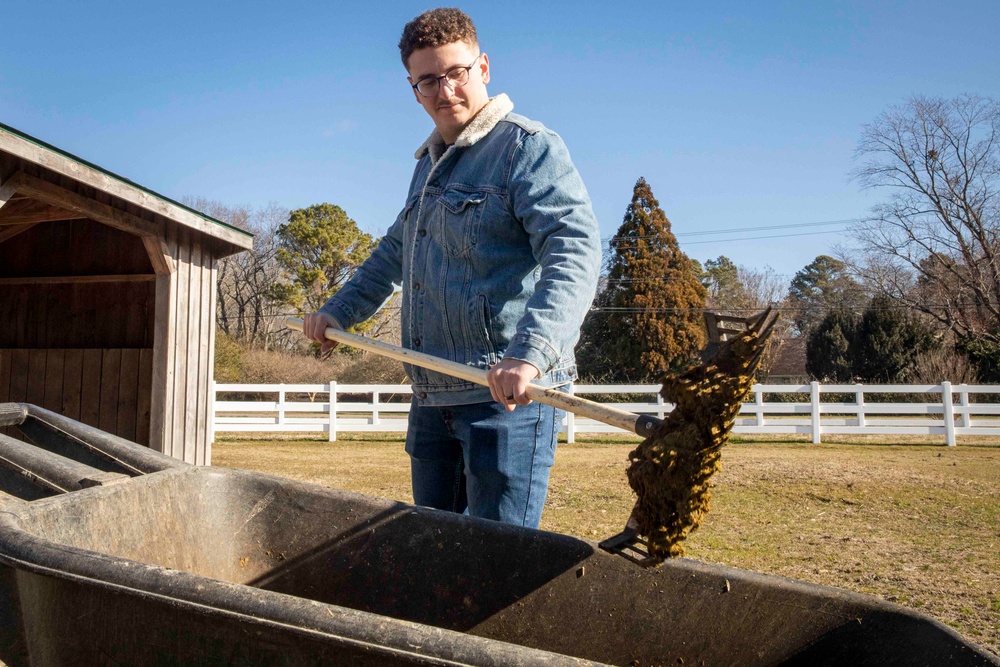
top-left (414, 93), bottom-right (514, 161)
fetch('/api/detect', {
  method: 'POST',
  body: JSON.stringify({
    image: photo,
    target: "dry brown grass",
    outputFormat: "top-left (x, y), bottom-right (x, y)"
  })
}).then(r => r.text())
top-left (215, 338), bottom-right (407, 386)
top-left (212, 433), bottom-right (1000, 656)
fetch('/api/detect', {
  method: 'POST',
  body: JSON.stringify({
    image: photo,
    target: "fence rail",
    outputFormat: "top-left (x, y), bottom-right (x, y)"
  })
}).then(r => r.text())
top-left (211, 381), bottom-right (1000, 446)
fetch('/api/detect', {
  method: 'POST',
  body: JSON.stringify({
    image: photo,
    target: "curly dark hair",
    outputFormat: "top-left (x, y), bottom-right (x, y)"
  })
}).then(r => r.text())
top-left (399, 8), bottom-right (478, 67)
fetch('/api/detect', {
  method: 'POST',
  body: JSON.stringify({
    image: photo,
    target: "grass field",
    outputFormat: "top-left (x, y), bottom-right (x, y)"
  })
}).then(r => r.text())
top-left (213, 433), bottom-right (1000, 657)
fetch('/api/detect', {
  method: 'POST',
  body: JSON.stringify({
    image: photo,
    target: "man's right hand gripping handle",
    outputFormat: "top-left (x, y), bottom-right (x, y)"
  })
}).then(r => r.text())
top-left (303, 312), bottom-right (344, 354)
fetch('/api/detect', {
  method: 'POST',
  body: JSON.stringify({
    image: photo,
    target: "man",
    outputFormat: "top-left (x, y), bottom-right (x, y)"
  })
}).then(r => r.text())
top-left (303, 8), bottom-right (600, 529)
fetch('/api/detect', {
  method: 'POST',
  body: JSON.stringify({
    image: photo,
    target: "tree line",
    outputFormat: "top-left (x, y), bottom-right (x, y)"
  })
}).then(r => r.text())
top-left (207, 94), bottom-right (1000, 385)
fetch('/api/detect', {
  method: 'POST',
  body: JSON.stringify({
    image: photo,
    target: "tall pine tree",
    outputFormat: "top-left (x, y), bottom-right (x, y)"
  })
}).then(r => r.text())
top-left (579, 178), bottom-right (706, 381)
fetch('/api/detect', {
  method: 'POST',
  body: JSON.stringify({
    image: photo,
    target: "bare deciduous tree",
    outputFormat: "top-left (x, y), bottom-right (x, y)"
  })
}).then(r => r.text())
top-left (185, 197), bottom-right (291, 350)
top-left (846, 94), bottom-right (1000, 349)
top-left (736, 264), bottom-right (787, 313)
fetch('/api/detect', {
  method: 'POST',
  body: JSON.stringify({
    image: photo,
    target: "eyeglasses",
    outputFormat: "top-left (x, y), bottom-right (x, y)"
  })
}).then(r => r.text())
top-left (411, 56), bottom-right (480, 97)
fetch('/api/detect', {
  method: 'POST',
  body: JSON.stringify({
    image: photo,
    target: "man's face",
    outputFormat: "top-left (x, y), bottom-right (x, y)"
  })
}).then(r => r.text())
top-left (407, 41), bottom-right (490, 144)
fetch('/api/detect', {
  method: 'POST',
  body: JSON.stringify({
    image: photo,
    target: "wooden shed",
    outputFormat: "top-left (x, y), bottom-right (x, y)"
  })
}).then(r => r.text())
top-left (0, 122), bottom-right (253, 464)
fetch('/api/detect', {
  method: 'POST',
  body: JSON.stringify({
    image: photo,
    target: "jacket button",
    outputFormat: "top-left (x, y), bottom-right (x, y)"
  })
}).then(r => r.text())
top-left (418, 391), bottom-right (427, 399)
top-left (413, 338), bottom-right (421, 346)
top-left (413, 282), bottom-right (420, 291)
top-left (418, 229), bottom-right (427, 237)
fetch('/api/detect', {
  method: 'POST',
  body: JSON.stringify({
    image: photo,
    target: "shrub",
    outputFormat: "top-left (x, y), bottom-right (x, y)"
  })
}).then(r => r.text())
top-left (214, 332), bottom-right (246, 383)
top-left (909, 345), bottom-right (980, 385)
top-left (233, 347), bottom-right (405, 385)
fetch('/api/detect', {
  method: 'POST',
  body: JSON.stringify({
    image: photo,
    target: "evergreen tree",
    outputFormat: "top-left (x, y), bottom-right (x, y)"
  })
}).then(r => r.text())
top-left (806, 309), bottom-right (858, 381)
top-left (957, 337), bottom-right (1000, 383)
top-left (854, 296), bottom-right (936, 383)
top-left (788, 255), bottom-right (863, 335)
top-left (700, 255), bottom-right (748, 310)
top-left (579, 178), bottom-right (706, 381)
top-left (806, 298), bottom-right (937, 383)
top-left (272, 203), bottom-right (376, 315)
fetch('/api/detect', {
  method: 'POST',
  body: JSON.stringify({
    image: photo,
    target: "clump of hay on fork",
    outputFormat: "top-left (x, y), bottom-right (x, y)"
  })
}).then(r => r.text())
top-left (626, 310), bottom-right (777, 562)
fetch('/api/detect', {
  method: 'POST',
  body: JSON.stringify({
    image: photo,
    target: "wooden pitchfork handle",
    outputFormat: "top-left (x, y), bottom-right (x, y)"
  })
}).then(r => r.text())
top-left (285, 317), bottom-right (661, 437)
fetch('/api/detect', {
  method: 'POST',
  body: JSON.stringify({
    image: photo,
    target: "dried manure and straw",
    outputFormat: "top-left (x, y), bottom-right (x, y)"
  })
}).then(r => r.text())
top-left (627, 311), bottom-right (777, 562)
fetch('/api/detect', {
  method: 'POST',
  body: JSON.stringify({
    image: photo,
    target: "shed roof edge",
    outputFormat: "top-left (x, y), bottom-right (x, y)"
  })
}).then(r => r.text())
top-left (0, 121), bottom-right (254, 249)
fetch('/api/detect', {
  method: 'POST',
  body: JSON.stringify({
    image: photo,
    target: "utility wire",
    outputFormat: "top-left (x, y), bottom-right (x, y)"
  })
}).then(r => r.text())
top-left (603, 218), bottom-right (858, 242)
top-left (607, 227), bottom-right (851, 247)
top-left (675, 219), bottom-right (857, 237)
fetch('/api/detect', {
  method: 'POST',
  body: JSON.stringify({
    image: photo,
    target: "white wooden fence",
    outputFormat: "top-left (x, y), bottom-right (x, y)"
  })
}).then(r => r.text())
top-left (211, 381), bottom-right (1000, 446)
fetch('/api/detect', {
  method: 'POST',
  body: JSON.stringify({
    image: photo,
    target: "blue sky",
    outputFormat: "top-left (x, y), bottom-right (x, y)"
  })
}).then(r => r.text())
top-left (2, 1), bottom-right (998, 279)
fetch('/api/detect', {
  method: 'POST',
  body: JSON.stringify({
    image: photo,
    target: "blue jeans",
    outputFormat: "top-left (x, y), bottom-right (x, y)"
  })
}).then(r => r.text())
top-left (405, 398), bottom-right (564, 529)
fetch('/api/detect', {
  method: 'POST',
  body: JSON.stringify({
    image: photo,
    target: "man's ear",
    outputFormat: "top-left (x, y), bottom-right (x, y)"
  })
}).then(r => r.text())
top-left (479, 53), bottom-right (490, 85)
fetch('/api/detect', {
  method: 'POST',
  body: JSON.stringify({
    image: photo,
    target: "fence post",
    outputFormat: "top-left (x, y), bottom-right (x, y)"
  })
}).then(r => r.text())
top-left (957, 384), bottom-right (970, 428)
top-left (208, 380), bottom-right (216, 445)
top-left (372, 389), bottom-right (380, 426)
top-left (328, 381), bottom-right (337, 442)
top-left (754, 385), bottom-right (764, 427)
top-left (278, 384), bottom-right (286, 427)
top-left (855, 384), bottom-right (866, 428)
top-left (942, 381), bottom-right (955, 447)
top-left (811, 381), bottom-right (821, 444)
top-left (566, 385), bottom-right (576, 444)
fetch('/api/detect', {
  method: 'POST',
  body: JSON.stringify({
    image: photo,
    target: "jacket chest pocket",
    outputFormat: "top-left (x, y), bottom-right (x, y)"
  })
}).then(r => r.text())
top-left (437, 189), bottom-right (487, 257)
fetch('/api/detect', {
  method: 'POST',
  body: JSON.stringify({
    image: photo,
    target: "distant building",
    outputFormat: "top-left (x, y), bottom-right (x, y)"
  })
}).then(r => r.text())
top-left (764, 335), bottom-right (808, 384)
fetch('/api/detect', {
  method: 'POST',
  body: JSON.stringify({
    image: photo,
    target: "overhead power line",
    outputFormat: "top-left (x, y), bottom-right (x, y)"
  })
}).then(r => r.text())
top-left (674, 219), bottom-right (856, 237)
top-left (604, 218), bottom-right (859, 244)
top-left (680, 228), bottom-right (852, 245)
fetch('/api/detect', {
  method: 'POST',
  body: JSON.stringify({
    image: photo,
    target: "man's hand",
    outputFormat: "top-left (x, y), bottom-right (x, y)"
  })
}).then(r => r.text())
top-left (487, 358), bottom-right (542, 411)
top-left (303, 312), bottom-right (343, 354)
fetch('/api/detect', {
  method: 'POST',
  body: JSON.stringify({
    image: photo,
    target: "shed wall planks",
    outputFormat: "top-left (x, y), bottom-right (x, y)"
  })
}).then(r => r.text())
top-left (117, 349), bottom-right (140, 443)
top-left (61, 349), bottom-right (84, 420)
top-left (0, 348), bottom-right (152, 445)
top-left (80, 349), bottom-right (103, 430)
top-left (199, 246), bottom-right (217, 466)
top-left (173, 227), bottom-right (192, 462)
top-left (25, 350), bottom-right (46, 407)
top-left (0, 219), bottom-right (155, 349)
top-left (169, 226), bottom-right (191, 461)
top-left (42, 349), bottom-right (64, 414)
top-left (184, 234), bottom-right (203, 465)
top-left (0, 350), bottom-right (10, 438)
top-left (137, 349), bottom-right (153, 448)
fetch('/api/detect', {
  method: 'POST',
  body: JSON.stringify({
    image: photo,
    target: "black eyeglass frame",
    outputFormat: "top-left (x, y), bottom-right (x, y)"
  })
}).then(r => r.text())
top-left (410, 55), bottom-right (481, 97)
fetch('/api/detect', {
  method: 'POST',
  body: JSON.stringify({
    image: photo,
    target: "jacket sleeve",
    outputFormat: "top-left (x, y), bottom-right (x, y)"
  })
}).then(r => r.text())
top-left (318, 204), bottom-right (407, 329)
top-left (503, 129), bottom-right (602, 373)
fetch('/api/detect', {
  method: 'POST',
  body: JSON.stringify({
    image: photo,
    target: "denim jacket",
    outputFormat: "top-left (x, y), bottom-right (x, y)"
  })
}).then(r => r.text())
top-left (320, 94), bottom-right (602, 405)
